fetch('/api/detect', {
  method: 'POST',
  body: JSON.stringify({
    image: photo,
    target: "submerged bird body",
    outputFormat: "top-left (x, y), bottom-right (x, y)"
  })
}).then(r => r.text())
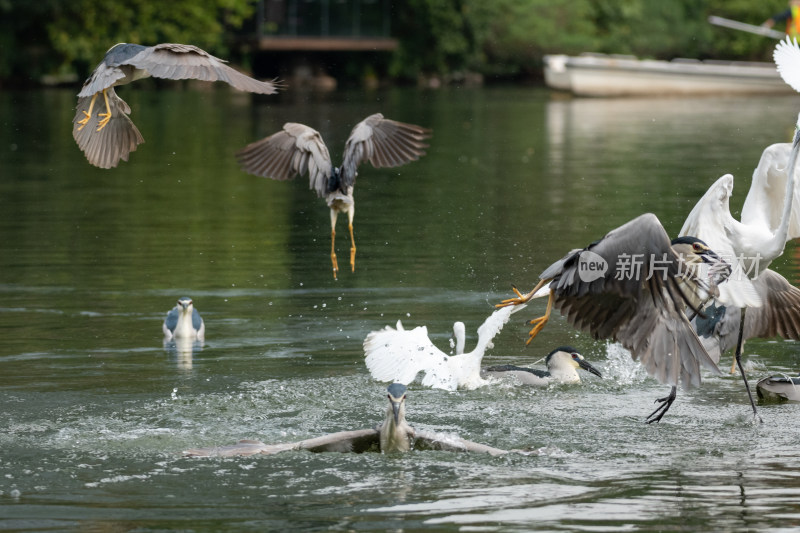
top-left (183, 383), bottom-right (508, 457)
top-left (163, 297), bottom-right (205, 341)
top-left (236, 114), bottom-right (431, 278)
top-left (756, 374), bottom-right (800, 402)
top-left (498, 213), bottom-right (733, 422)
top-left (363, 304), bottom-right (525, 391)
top-left (483, 346), bottom-right (602, 386)
top-left (74, 42), bottom-right (278, 168)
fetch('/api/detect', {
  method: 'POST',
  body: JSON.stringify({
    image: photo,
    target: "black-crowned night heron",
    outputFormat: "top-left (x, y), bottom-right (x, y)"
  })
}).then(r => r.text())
top-left (482, 346), bottom-right (602, 386)
top-left (183, 383), bottom-right (509, 457)
top-left (236, 114), bottom-right (431, 279)
top-left (756, 374), bottom-right (800, 402)
top-left (162, 297), bottom-right (205, 341)
top-left (73, 43), bottom-right (279, 169)
top-left (681, 117), bottom-right (800, 385)
top-left (497, 213), bottom-right (737, 423)
top-left (363, 304), bottom-right (526, 391)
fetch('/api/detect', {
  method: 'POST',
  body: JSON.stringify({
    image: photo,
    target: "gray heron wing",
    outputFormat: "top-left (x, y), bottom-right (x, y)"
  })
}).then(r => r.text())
top-left (123, 43), bottom-right (278, 94)
top-left (72, 88), bottom-right (144, 169)
top-left (413, 430), bottom-right (508, 456)
top-left (182, 429), bottom-right (380, 457)
top-left (545, 213), bottom-right (720, 389)
top-left (236, 123), bottom-right (333, 198)
top-left (339, 113), bottom-right (431, 189)
top-left (163, 306), bottom-right (179, 334)
top-left (743, 268), bottom-right (800, 341)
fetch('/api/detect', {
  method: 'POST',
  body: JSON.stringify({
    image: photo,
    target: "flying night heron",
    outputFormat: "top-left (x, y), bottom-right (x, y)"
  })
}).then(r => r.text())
top-left (183, 383), bottom-right (510, 457)
top-left (236, 114), bottom-right (431, 279)
top-left (497, 213), bottom-right (740, 423)
top-left (73, 43), bottom-right (279, 169)
top-left (162, 297), bottom-right (205, 341)
top-left (363, 304), bottom-right (525, 391)
top-left (483, 346), bottom-right (602, 387)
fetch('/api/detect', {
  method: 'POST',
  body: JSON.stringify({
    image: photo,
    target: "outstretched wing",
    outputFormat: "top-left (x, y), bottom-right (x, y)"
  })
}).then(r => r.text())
top-left (236, 123), bottom-right (333, 197)
top-left (473, 304), bottom-right (526, 353)
top-left (414, 430), bottom-right (509, 456)
top-left (363, 321), bottom-right (458, 391)
top-left (73, 88), bottom-right (144, 169)
top-left (78, 43), bottom-right (278, 97)
top-left (741, 143), bottom-right (800, 243)
top-left (678, 174), bottom-right (761, 309)
top-left (339, 113), bottom-right (431, 188)
top-left (775, 36), bottom-right (800, 93)
top-left (183, 429), bottom-right (380, 457)
top-left (543, 213), bottom-right (720, 389)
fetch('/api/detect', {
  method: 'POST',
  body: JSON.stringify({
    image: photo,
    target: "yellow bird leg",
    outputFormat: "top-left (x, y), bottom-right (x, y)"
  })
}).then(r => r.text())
top-left (496, 278), bottom-right (549, 308)
top-left (96, 89), bottom-right (112, 131)
top-left (76, 93), bottom-right (98, 131)
top-left (525, 290), bottom-right (554, 345)
top-left (330, 209), bottom-right (339, 280)
top-left (331, 229), bottom-right (339, 280)
top-left (348, 222), bottom-right (356, 273)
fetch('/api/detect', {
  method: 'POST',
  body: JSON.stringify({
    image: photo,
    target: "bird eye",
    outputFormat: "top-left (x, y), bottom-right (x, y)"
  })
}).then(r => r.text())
top-left (571, 353), bottom-right (579, 359)
top-left (692, 243), bottom-right (702, 252)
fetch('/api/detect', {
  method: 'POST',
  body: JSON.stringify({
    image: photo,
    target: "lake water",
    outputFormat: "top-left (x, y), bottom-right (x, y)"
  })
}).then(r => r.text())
top-left (2, 85), bottom-right (800, 531)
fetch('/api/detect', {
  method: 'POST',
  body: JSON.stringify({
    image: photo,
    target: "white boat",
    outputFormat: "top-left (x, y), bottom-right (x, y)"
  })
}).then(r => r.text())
top-left (544, 53), bottom-right (793, 96)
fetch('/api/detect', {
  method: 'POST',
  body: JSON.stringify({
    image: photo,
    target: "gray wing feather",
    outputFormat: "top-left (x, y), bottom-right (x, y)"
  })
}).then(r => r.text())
top-left (126, 43), bottom-right (278, 94)
top-left (163, 307), bottom-right (179, 334)
top-left (192, 308), bottom-right (204, 332)
top-left (236, 123), bottom-right (333, 197)
top-left (77, 61), bottom-right (131, 97)
top-left (72, 88), bottom-right (144, 169)
top-left (704, 269), bottom-right (800, 359)
top-left (340, 113), bottom-right (431, 188)
top-left (414, 430), bottom-right (508, 456)
top-left (183, 429), bottom-right (380, 457)
top-left (544, 213), bottom-right (720, 389)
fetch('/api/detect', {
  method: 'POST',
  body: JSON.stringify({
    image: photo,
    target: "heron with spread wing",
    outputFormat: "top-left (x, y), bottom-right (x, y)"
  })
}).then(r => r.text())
top-left (73, 43), bottom-right (278, 168)
top-left (236, 114), bottom-right (431, 279)
top-left (497, 213), bottom-right (736, 423)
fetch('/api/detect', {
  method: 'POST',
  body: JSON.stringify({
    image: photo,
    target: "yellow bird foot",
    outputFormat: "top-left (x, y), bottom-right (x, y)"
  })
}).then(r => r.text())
top-left (96, 112), bottom-right (111, 132)
top-left (496, 285), bottom-right (533, 308)
top-left (525, 316), bottom-right (549, 345)
top-left (76, 111), bottom-right (92, 131)
top-left (331, 253), bottom-right (339, 280)
top-left (350, 246), bottom-right (356, 273)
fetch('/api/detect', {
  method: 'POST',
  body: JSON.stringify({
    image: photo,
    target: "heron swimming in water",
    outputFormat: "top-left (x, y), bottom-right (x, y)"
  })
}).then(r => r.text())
top-left (497, 213), bottom-right (736, 423)
top-left (163, 297), bottom-right (205, 342)
top-left (183, 383), bottom-right (509, 457)
top-left (236, 114), bottom-right (431, 279)
top-left (483, 346), bottom-right (602, 387)
top-left (73, 43), bottom-right (278, 168)
top-left (363, 304), bottom-right (525, 391)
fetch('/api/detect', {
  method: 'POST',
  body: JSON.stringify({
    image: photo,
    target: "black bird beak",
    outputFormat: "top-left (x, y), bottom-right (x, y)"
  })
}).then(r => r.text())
top-left (578, 358), bottom-right (603, 378)
top-left (391, 398), bottom-right (402, 424)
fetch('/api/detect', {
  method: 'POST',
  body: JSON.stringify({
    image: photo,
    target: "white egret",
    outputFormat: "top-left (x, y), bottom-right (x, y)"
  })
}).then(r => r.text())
top-left (363, 304), bottom-right (525, 391)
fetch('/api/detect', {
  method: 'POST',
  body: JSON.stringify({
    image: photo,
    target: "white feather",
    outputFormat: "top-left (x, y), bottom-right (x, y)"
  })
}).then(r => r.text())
top-left (363, 304), bottom-right (526, 391)
top-left (775, 36), bottom-right (800, 93)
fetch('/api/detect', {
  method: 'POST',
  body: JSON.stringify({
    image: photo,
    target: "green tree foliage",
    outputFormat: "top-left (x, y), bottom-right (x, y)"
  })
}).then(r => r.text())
top-left (0, 0), bottom-right (256, 85)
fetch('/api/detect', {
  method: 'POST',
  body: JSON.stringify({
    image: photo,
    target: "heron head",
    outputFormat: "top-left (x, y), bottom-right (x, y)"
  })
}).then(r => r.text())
top-left (386, 383), bottom-right (407, 424)
top-left (548, 346), bottom-right (602, 378)
top-left (177, 297), bottom-right (194, 313)
top-left (671, 237), bottom-right (724, 265)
